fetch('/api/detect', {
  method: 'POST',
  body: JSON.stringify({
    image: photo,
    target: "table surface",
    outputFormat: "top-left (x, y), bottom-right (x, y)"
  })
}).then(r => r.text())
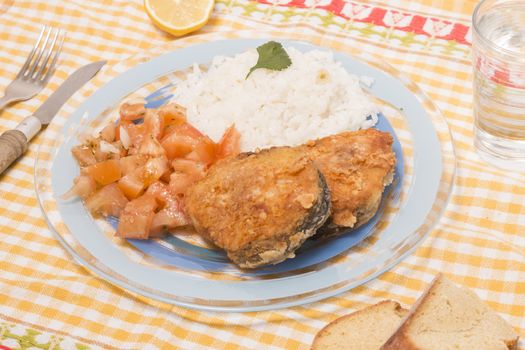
top-left (0, 0), bottom-right (523, 349)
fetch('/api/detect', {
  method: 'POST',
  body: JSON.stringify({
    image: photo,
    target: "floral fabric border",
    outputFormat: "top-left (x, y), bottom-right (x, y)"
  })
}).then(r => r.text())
top-left (217, 0), bottom-right (472, 58)
top-left (0, 322), bottom-right (91, 350)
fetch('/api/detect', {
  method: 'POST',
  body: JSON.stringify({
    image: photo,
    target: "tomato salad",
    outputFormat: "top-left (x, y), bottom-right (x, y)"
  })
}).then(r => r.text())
top-left (65, 102), bottom-right (240, 239)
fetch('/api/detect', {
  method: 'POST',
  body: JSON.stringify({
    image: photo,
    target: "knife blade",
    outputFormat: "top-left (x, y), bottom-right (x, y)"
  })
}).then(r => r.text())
top-left (34, 60), bottom-right (106, 125)
top-left (0, 60), bottom-right (106, 174)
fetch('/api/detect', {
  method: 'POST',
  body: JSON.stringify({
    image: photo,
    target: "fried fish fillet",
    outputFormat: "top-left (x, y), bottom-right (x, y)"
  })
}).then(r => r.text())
top-left (304, 129), bottom-right (396, 234)
top-left (185, 147), bottom-right (331, 268)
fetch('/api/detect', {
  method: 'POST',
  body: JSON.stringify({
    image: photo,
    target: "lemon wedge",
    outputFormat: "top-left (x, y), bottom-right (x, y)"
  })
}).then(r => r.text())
top-left (144, 0), bottom-right (214, 37)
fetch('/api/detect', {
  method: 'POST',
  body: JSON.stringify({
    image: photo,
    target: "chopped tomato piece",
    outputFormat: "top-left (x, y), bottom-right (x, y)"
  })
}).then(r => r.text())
top-left (139, 134), bottom-right (166, 157)
top-left (145, 181), bottom-right (171, 206)
top-left (159, 170), bottom-right (171, 183)
top-left (186, 138), bottom-right (217, 166)
top-left (171, 159), bottom-right (206, 178)
top-left (160, 122), bottom-right (208, 159)
top-left (162, 122), bottom-right (204, 141)
top-left (71, 145), bottom-right (97, 167)
top-left (172, 123), bottom-right (205, 139)
top-left (142, 157), bottom-right (170, 186)
top-left (85, 183), bottom-right (129, 217)
top-left (120, 102), bottom-right (146, 121)
top-left (118, 157), bottom-right (169, 199)
top-left (119, 154), bottom-right (149, 176)
top-left (145, 182), bottom-right (189, 236)
top-left (216, 125), bottom-right (241, 160)
top-left (144, 109), bottom-right (164, 140)
top-left (116, 194), bottom-right (158, 239)
top-left (86, 159), bottom-right (122, 185)
top-left (62, 175), bottom-right (96, 200)
top-left (150, 200), bottom-right (189, 236)
top-left (169, 172), bottom-right (199, 195)
top-left (118, 171), bottom-right (145, 199)
top-left (161, 133), bottom-right (197, 159)
top-left (121, 122), bottom-right (146, 148)
top-left (93, 147), bottom-right (111, 162)
top-left (159, 103), bottom-right (186, 129)
top-left (99, 123), bottom-right (116, 143)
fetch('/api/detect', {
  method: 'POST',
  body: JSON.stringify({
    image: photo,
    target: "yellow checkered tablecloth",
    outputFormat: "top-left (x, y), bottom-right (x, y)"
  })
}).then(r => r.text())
top-left (0, 0), bottom-right (523, 349)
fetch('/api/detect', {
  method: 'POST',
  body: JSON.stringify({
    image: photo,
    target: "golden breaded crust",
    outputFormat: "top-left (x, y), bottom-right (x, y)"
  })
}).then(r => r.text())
top-left (185, 146), bottom-right (331, 268)
top-left (305, 129), bottom-right (396, 230)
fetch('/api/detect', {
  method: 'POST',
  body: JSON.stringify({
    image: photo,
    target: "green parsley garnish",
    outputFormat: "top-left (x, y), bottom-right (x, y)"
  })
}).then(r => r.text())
top-left (246, 41), bottom-right (292, 79)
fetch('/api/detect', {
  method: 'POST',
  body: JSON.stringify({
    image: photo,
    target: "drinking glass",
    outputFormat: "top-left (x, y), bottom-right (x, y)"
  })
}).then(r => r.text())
top-left (472, 0), bottom-right (525, 171)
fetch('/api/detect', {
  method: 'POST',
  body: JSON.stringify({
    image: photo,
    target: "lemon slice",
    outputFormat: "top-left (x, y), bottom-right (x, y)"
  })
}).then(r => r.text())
top-left (145, 0), bottom-right (214, 37)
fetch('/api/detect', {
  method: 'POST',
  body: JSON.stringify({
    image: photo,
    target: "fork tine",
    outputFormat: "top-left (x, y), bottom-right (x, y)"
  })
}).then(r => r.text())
top-left (35, 28), bottom-right (59, 81)
top-left (27, 26), bottom-right (52, 79)
top-left (16, 26), bottom-right (46, 79)
top-left (41, 31), bottom-right (65, 84)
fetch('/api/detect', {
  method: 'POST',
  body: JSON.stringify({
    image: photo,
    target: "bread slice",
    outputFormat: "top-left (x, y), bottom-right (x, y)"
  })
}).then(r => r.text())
top-left (311, 300), bottom-right (408, 350)
top-left (381, 274), bottom-right (519, 350)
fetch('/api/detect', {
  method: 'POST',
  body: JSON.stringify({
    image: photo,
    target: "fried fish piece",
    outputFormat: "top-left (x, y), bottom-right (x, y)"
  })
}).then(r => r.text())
top-left (185, 147), bottom-right (331, 268)
top-left (305, 129), bottom-right (396, 234)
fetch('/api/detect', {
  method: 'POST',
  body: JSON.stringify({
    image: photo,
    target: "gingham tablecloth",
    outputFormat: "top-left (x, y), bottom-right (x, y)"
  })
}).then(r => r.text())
top-left (0, 1), bottom-right (523, 349)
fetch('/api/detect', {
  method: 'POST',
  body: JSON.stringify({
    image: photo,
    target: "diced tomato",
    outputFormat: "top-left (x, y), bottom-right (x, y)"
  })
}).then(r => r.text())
top-left (119, 154), bottom-right (149, 176)
top-left (120, 102), bottom-right (146, 121)
top-left (150, 200), bottom-right (189, 236)
top-left (120, 122), bottom-right (146, 148)
top-left (169, 172), bottom-right (199, 195)
top-left (85, 183), bottom-right (129, 217)
top-left (62, 175), bottom-right (97, 200)
top-left (86, 159), bottom-right (122, 185)
top-left (93, 147), bottom-right (110, 162)
top-left (139, 134), bottom-right (166, 157)
top-left (159, 169), bottom-right (171, 183)
top-left (171, 159), bottom-right (206, 178)
top-left (187, 138), bottom-right (217, 166)
top-left (216, 125), bottom-right (241, 160)
top-left (173, 123), bottom-right (205, 139)
top-left (116, 194), bottom-right (158, 239)
top-left (161, 133), bottom-right (196, 159)
top-left (145, 182), bottom-right (189, 236)
top-left (71, 145), bottom-right (97, 167)
top-left (99, 123), bottom-right (116, 143)
top-left (118, 157), bottom-right (168, 199)
top-left (161, 123), bottom-right (204, 142)
top-left (126, 146), bottom-right (139, 155)
top-left (118, 171), bottom-right (145, 200)
top-left (145, 181), bottom-right (171, 206)
top-left (143, 109), bottom-right (164, 140)
top-left (160, 122), bottom-right (207, 159)
top-left (76, 102), bottom-right (242, 240)
top-left (142, 157), bottom-right (169, 186)
top-left (159, 103), bottom-right (186, 129)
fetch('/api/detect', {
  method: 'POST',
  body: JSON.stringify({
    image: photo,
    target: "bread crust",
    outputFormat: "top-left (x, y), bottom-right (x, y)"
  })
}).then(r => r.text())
top-left (311, 300), bottom-right (408, 350)
top-left (380, 274), bottom-right (519, 350)
top-left (380, 275), bottom-right (442, 350)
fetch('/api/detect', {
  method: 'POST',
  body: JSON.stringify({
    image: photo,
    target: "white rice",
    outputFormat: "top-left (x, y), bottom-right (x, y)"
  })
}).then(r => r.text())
top-left (173, 47), bottom-right (379, 151)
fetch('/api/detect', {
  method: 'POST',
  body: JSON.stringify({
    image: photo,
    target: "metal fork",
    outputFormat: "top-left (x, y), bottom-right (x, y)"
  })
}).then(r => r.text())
top-left (0, 26), bottom-right (65, 110)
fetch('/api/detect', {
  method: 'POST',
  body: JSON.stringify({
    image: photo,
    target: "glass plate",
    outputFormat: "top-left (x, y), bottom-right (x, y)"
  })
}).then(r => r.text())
top-left (35, 31), bottom-right (455, 312)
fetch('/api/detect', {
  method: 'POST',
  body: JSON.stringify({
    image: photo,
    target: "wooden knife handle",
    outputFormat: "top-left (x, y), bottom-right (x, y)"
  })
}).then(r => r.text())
top-left (0, 130), bottom-right (28, 174)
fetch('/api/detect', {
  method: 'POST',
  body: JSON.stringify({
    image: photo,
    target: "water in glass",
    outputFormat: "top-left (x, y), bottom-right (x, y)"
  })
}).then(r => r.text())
top-left (473, 0), bottom-right (525, 171)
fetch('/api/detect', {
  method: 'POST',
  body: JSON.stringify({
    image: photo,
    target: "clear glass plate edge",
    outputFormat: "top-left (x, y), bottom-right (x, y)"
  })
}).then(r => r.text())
top-left (34, 30), bottom-right (456, 312)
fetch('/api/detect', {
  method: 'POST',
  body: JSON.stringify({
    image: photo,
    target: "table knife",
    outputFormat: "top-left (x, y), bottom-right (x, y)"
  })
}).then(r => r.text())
top-left (0, 60), bottom-right (106, 174)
